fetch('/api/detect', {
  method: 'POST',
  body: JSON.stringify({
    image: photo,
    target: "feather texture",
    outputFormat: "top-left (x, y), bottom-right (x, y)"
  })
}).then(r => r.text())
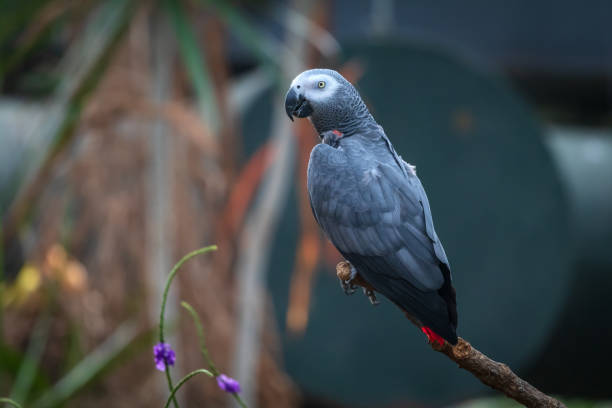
top-left (307, 127), bottom-right (458, 344)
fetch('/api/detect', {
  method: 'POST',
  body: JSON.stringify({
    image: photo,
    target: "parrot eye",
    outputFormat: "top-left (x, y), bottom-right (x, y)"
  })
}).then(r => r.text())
top-left (317, 81), bottom-right (326, 89)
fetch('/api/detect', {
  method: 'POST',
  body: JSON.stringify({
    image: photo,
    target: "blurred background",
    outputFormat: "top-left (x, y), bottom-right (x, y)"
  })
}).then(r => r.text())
top-left (1, 0), bottom-right (611, 407)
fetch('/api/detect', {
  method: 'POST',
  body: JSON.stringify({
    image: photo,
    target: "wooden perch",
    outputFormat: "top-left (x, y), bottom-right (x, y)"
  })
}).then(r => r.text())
top-left (336, 261), bottom-right (566, 408)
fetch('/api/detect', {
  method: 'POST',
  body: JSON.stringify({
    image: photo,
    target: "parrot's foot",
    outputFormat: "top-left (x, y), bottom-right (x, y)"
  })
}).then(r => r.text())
top-left (363, 287), bottom-right (380, 305)
top-left (336, 261), bottom-right (379, 302)
top-left (337, 264), bottom-right (358, 295)
top-left (340, 280), bottom-right (357, 295)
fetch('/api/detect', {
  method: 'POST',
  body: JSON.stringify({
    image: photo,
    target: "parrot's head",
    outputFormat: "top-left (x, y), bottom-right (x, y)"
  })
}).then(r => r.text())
top-left (284, 68), bottom-right (373, 135)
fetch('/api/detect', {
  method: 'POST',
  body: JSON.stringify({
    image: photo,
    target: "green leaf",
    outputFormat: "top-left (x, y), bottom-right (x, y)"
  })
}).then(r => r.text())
top-left (195, 0), bottom-right (281, 75)
top-left (9, 313), bottom-right (51, 404)
top-left (2, 0), bottom-right (135, 245)
top-left (165, 0), bottom-right (220, 134)
top-left (0, 0), bottom-right (50, 51)
top-left (0, 9), bottom-right (67, 91)
top-left (0, 397), bottom-right (23, 408)
top-left (31, 320), bottom-right (141, 408)
top-left (0, 343), bottom-right (50, 398)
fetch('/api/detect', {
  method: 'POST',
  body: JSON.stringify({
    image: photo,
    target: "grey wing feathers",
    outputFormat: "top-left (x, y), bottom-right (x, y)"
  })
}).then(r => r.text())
top-left (307, 142), bottom-right (457, 343)
top-left (400, 160), bottom-right (450, 267)
top-left (308, 148), bottom-right (448, 292)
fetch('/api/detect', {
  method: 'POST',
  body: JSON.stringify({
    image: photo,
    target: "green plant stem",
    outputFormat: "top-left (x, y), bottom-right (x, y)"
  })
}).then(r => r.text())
top-left (164, 368), bottom-right (177, 408)
top-left (0, 397), bottom-right (23, 408)
top-left (180, 302), bottom-right (247, 407)
top-left (10, 308), bottom-right (52, 404)
top-left (231, 391), bottom-right (248, 408)
top-left (158, 245), bottom-right (217, 408)
top-left (158, 245), bottom-right (217, 343)
top-left (180, 301), bottom-right (218, 375)
top-left (163, 369), bottom-right (213, 408)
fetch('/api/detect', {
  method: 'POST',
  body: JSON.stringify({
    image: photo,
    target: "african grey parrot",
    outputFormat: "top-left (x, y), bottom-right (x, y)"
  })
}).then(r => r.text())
top-left (284, 69), bottom-right (458, 345)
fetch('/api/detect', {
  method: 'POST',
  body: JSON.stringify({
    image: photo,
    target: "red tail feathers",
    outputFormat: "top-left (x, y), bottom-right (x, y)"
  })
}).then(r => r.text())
top-left (421, 326), bottom-right (445, 346)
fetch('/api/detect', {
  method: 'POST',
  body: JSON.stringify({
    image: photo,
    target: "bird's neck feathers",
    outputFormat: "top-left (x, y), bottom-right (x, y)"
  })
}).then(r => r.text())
top-left (311, 88), bottom-right (378, 137)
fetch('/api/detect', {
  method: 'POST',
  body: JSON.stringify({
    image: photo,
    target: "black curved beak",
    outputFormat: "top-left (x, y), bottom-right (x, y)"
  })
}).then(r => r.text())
top-left (284, 87), bottom-right (312, 121)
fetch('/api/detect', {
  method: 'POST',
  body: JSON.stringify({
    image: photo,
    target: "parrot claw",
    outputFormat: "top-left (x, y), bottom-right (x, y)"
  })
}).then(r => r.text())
top-left (336, 262), bottom-right (380, 304)
top-left (338, 264), bottom-right (359, 295)
top-left (363, 287), bottom-right (380, 305)
top-left (339, 278), bottom-right (357, 295)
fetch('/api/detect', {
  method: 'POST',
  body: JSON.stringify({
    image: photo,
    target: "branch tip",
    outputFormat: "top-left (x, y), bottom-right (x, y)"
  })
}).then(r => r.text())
top-left (334, 261), bottom-right (566, 408)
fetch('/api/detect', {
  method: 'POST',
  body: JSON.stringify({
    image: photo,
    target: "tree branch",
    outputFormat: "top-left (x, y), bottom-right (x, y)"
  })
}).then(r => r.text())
top-left (336, 261), bottom-right (566, 408)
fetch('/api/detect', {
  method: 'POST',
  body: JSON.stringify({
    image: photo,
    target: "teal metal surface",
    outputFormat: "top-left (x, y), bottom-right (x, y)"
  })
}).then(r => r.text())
top-left (245, 41), bottom-right (573, 405)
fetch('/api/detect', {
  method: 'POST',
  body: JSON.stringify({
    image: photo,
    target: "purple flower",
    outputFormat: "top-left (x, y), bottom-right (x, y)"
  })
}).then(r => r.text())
top-left (216, 374), bottom-right (241, 393)
top-left (153, 342), bottom-right (176, 371)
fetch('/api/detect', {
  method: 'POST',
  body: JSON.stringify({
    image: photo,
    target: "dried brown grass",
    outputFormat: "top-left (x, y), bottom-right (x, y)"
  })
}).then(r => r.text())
top-left (4, 5), bottom-right (297, 407)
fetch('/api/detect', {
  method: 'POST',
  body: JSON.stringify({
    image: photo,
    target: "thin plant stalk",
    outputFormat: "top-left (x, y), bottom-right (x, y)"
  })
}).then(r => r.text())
top-left (163, 369), bottom-right (213, 408)
top-left (180, 301), bottom-right (218, 375)
top-left (158, 245), bottom-right (217, 343)
top-left (158, 245), bottom-right (217, 408)
top-left (229, 388), bottom-right (248, 408)
top-left (0, 397), bottom-right (23, 408)
top-left (180, 301), bottom-right (246, 408)
top-left (164, 369), bottom-right (177, 408)
top-left (9, 312), bottom-right (51, 404)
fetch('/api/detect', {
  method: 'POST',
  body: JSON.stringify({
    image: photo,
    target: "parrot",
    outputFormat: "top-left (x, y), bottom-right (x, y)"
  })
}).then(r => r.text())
top-left (284, 69), bottom-right (458, 345)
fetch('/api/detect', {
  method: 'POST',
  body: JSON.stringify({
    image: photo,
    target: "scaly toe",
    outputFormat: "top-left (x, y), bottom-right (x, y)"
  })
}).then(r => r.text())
top-left (364, 288), bottom-right (380, 306)
top-left (344, 281), bottom-right (357, 295)
top-left (338, 278), bottom-right (356, 295)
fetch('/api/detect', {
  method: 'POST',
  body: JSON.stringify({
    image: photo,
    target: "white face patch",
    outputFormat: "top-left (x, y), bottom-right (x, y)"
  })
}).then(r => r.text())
top-left (290, 71), bottom-right (340, 105)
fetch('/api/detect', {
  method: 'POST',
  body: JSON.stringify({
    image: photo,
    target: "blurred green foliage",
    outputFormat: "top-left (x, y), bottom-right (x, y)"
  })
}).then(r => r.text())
top-left (0, 0), bottom-right (282, 405)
